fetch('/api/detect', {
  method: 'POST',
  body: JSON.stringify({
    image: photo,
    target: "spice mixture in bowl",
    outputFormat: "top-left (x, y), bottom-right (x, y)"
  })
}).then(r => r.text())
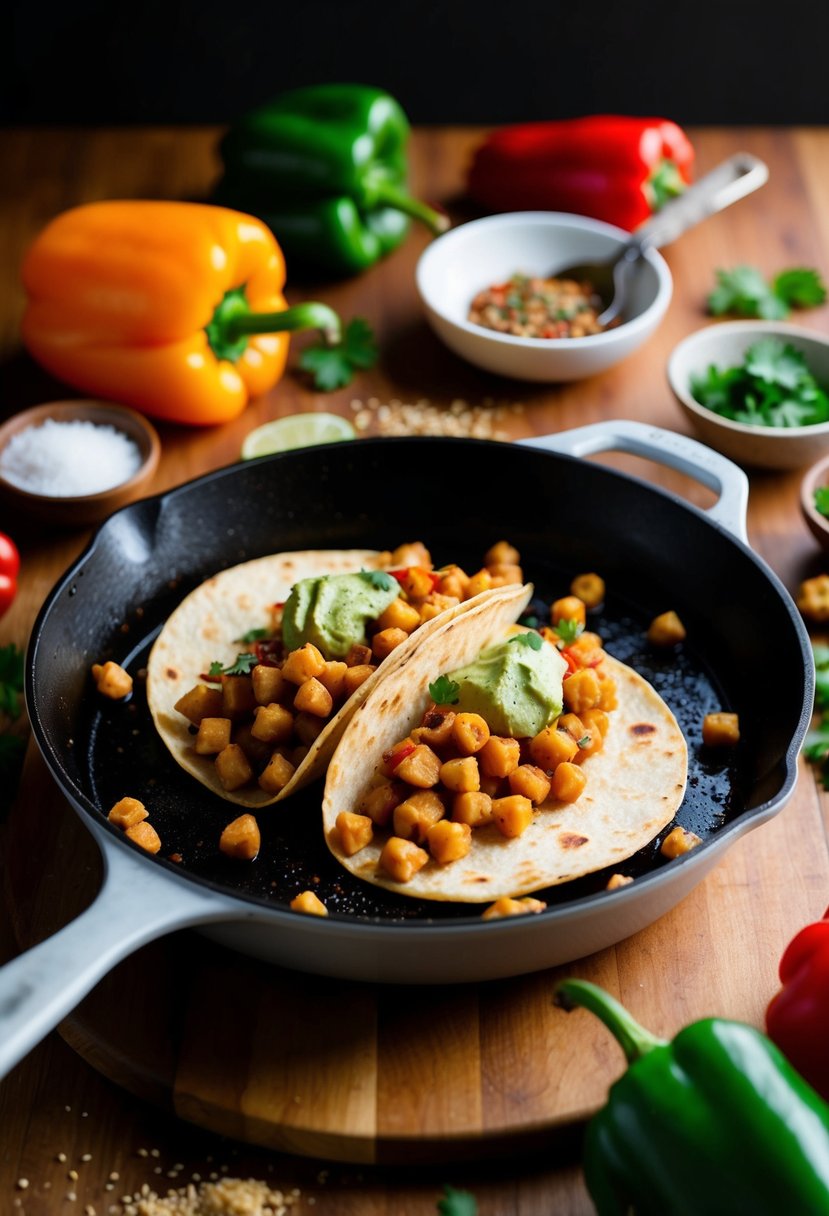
top-left (469, 272), bottom-right (612, 339)
top-left (0, 399), bottom-right (160, 527)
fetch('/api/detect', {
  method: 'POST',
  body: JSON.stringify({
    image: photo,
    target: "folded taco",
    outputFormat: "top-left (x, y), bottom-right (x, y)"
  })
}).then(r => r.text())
top-left (147, 540), bottom-right (526, 807)
top-left (322, 584), bottom-right (688, 901)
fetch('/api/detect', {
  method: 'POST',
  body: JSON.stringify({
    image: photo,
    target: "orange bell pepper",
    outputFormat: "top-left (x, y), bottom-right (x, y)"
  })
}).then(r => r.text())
top-left (21, 201), bottom-right (341, 426)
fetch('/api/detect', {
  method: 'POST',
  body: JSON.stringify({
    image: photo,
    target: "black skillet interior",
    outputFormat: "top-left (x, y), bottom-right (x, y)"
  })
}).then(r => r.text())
top-left (28, 437), bottom-right (811, 923)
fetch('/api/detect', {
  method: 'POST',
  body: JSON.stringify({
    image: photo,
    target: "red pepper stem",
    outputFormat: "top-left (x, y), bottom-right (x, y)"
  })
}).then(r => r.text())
top-left (371, 180), bottom-right (450, 235)
top-left (555, 979), bottom-right (666, 1064)
top-left (228, 302), bottom-right (342, 346)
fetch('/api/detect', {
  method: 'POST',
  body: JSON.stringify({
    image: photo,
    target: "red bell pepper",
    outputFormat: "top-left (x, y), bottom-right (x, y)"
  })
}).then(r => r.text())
top-left (765, 907), bottom-right (829, 1101)
top-left (467, 115), bottom-right (695, 231)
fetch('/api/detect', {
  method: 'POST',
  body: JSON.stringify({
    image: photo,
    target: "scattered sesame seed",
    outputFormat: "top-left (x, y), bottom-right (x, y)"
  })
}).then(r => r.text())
top-left (150, 1149), bottom-right (160, 1158)
top-left (67, 1191), bottom-right (77, 1202)
top-left (16, 1179), bottom-right (29, 1190)
top-left (108, 1172), bottom-right (119, 1182)
top-left (81, 1152), bottom-right (92, 1162)
top-left (137, 1149), bottom-right (149, 1158)
top-left (81, 1111), bottom-right (89, 1118)
top-left (65, 1105), bottom-right (72, 1112)
top-left (57, 1153), bottom-right (68, 1163)
top-left (69, 1169), bottom-right (79, 1181)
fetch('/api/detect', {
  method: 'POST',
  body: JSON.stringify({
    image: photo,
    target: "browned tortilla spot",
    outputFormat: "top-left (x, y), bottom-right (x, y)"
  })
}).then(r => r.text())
top-left (630, 722), bottom-right (657, 736)
top-left (560, 833), bottom-right (589, 849)
top-left (165, 667), bottom-right (179, 680)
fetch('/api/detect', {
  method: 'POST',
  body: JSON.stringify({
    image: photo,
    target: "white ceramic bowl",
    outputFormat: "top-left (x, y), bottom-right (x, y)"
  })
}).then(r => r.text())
top-left (415, 211), bottom-right (673, 381)
top-left (668, 321), bottom-right (829, 470)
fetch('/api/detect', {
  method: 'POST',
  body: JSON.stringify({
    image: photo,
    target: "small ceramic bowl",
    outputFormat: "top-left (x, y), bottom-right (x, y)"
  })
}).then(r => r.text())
top-left (415, 211), bottom-right (673, 381)
top-left (0, 400), bottom-right (161, 528)
top-left (667, 321), bottom-right (829, 471)
top-left (801, 451), bottom-right (829, 548)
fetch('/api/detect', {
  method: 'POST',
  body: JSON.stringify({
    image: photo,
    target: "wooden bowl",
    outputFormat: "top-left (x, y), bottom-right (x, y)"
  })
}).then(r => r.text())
top-left (0, 400), bottom-right (160, 528)
top-left (801, 451), bottom-right (829, 548)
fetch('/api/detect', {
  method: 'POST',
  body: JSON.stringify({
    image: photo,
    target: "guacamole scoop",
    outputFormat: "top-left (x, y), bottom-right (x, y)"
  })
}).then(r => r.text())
top-left (447, 632), bottom-right (567, 738)
top-left (282, 571), bottom-right (400, 659)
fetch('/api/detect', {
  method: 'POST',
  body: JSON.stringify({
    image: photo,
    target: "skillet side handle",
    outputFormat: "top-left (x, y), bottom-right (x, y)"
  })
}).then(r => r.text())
top-left (0, 838), bottom-right (240, 1081)
top-left (520, 419), bottom-right (749, 543)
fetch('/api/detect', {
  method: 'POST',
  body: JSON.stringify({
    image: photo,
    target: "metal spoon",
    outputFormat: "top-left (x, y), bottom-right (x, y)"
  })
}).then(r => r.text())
top-left (555, 152), bottom-right (769, 327)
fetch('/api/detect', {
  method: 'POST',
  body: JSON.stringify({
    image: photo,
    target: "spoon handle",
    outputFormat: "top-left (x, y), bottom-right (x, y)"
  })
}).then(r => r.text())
top-left (627, 152), bottom-right (769, 254)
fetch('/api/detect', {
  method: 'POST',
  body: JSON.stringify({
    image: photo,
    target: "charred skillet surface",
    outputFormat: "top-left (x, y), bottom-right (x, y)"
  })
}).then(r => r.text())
top-left (27, 437), bottom-right (810, 923)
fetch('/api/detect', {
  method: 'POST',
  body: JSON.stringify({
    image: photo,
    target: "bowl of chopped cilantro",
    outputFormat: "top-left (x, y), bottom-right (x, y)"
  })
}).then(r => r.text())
top-left (668, 321), bottom-right (829, 469)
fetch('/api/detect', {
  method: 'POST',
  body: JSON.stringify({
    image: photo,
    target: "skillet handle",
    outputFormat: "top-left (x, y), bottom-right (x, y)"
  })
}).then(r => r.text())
top-left (520, 419), bottom-right (749, 543)
top-left (0, 834), bottom-right (241, 1080)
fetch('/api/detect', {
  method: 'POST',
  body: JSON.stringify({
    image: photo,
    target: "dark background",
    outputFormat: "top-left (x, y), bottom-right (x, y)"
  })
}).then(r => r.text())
top-left (5, 0), bottom-right (827, 126)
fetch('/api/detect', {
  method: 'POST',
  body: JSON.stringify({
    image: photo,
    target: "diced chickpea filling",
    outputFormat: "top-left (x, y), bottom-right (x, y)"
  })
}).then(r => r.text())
top-left (172, 542), bottom-right (527, 799)
top-left (219, 812), bottom-right (261, 860)
top-left (481, 896), bottom-right (547, 920)
top-left (647, 610), bottom-right (686, 647)
top-left (702, 711), bottom-right (740, 747)
top-left (349, 604), bottom-right (618, 881)
top-left (108, 796), bottom-right (162, 854)
top-left (660, 825), bottom-right (703, 859)
top-left (290, 890), bottom-right (328, 916)
top-left (91, 660), bottom-right (133, 700)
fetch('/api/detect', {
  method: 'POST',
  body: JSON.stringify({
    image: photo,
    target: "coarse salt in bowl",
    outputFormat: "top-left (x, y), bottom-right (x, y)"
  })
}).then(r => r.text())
top-left (0, 400), bottom-right (160, 528)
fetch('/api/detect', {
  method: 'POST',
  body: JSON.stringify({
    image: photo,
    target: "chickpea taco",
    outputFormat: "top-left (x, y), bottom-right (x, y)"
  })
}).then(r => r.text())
top-left (147, 541), bottom-right (527, 808)
top-left (322, 584), bottom-right (688, 902)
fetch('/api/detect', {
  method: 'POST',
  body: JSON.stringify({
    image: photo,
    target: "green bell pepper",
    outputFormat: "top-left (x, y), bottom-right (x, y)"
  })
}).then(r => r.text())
top-left (555, 978), bottom-right (829, 1215)
top-left (216, 83), bottom-right (448, 276)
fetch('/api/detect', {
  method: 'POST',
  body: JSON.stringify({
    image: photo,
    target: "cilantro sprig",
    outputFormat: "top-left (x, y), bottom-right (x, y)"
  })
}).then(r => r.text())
top-left (814, 487), bottom-right (829, 518)
top-left (235, 627), bottom-right (270, 644)
top-left (437, 1186), bottom-right (478, 1216)
top-left (429, 675), bottom-right (460, 705)
top-left (804, 643), bottom-right (829, 786)
top-left (207, 652), bottom-right (259, 681)
top-left (360, 569), bottom-right (396, 592)
top-left (554, 618), bottom-right (584, 647)
top-left (299, 317), bottom-right (379, 392)
top-left (708, 265), bottom-right (827, 320)
top-left (0, 643), bottom-right (24, 718)
top-left (509, 630), bottom-right (543, 650)
top-left (690, 338), bottom-right (829, 428)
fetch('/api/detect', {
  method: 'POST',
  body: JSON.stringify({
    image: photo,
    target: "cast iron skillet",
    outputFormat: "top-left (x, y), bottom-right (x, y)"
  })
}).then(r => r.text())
top-left (0, 421), bottom-right (813, 1079)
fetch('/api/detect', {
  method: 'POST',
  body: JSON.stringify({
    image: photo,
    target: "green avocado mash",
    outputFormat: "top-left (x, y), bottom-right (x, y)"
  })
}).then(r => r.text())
top-left (446, 633), bottom-right (567, 738)
top-left (282, 571), bottom-right (400, 659)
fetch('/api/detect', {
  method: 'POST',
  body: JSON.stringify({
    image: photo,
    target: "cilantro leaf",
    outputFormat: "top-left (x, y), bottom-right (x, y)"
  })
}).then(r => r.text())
top-left (773, 268), bottom-right (827, 310)
top-left (299, 317), bottom-right (379, 392)
top-left (690, 339), bottom-right (829, 428)
top-left (0, 644), bottom-right (24, 719)
top-left (223, 652), bottom-right (259, 676)
top-left (235, 628), bottom-right (269, 644)
top-left (429, 675), bottom-right (460, 705)
top-left (708, 264), bottom-right (827, 319)
top-left (437, 1186), bottom-right (478, 1216)
top-left (509, 630), bottom-right (542, 650)
top-left (360, 569), bottom-right (396, 592)
top-left (554, 619), bottom-right (584, 646)
top-left (207, 652), bottom-right (258, 679)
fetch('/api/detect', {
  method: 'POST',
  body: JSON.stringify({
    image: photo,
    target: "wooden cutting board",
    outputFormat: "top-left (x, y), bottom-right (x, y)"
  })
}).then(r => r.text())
top-left (6, 739), bottom-right (827, 1165)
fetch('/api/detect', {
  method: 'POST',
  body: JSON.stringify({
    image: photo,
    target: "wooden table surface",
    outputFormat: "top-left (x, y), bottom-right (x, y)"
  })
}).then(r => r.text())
top-left (2, 125), bottom-right (829, 1215)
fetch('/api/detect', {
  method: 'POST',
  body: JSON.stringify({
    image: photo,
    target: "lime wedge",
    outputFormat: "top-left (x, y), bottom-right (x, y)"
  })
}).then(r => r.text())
top-left (241, 413), bottom-right (357, 459)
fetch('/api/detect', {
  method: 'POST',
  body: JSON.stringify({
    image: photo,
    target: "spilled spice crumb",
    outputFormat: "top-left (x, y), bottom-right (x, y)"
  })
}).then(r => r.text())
top-left (119, 1176), bottom-right (301, 1215)
top-left (348, 395), bottom-right (524, 439)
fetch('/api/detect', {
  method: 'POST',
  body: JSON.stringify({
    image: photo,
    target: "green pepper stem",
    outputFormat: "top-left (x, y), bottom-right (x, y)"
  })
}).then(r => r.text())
top-left (371, 180), bottom-right (450, 236)
top-left (554, 979), bottom-right (666, 1065)
top-left (227, 301), bottom-right (342, 345)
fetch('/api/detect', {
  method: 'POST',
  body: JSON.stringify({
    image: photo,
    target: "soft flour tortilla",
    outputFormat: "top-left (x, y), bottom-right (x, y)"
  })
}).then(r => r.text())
top-left (322, 596), bottom-right (688, 901)
top-left (147, 549), bottom-right (526, 807)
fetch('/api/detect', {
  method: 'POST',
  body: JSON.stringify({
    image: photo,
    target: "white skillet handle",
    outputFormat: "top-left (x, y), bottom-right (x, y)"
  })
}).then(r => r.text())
top-left (0, 834), bottom-right (241, 1080)
top-left (519, 419), bottom-right (749, 543)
